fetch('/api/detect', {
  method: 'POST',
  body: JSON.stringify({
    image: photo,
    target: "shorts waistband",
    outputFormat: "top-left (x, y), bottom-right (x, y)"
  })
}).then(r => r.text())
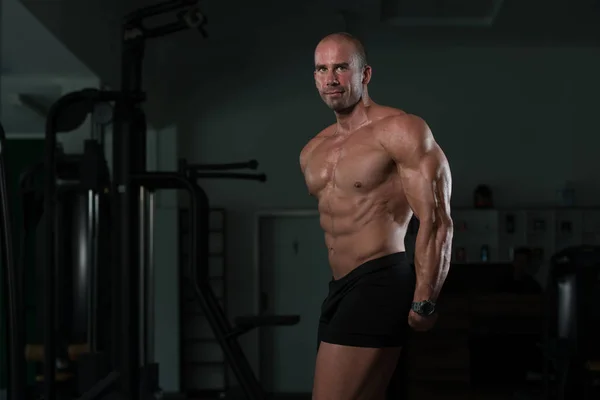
top-left (330, 252), bottom-right (407, 289)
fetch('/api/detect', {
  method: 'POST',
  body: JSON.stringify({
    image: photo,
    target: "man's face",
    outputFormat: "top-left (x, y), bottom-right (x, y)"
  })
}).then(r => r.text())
top-left (314, 40), bottom-right (371, 112)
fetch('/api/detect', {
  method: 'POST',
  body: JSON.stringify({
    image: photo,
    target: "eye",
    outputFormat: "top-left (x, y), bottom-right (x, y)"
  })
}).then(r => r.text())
top-left (316, 67), bottom-right (327, 73)
top-left (336, 66), bottom-right (347, 71)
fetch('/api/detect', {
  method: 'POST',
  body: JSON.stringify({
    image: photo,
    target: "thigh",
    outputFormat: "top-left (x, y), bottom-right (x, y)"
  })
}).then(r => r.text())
top-left (313, 342), bottom-right (402, 400)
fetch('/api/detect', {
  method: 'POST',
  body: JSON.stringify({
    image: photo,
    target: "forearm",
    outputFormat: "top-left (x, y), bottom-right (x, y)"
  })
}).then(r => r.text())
top-left (413, 218), bottom-right (453, 303)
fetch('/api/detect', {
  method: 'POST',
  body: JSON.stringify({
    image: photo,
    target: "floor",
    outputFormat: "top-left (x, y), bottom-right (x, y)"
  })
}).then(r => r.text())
top-left (183, 383), bottom-right (543, 400)
top-left (408, 383), bottom-right (538, 399)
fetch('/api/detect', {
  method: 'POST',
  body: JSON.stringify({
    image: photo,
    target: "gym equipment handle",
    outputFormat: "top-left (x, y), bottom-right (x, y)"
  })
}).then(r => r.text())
top-left (145, 20), bottom-right (191, 38)
top-left (181, 159), bottom-right (260, 171)
top-left (179, 159), bottom-right (267, 181)
top-left (194, 172), bottom-right (267, 181)
top-left (124, 0), bottom-right (198, 24)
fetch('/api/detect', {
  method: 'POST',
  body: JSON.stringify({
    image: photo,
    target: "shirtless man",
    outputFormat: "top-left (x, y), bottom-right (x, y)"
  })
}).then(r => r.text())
top-left (299, 33), bottom-right (454, 399)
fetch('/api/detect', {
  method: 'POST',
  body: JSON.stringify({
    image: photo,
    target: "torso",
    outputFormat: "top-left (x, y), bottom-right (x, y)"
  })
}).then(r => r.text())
top-left (302, 106), bottom-right (414, 279)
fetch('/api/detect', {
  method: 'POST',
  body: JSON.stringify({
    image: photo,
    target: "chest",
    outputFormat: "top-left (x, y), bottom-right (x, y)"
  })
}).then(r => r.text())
top-left (304, 137), bottom-right (395, 194)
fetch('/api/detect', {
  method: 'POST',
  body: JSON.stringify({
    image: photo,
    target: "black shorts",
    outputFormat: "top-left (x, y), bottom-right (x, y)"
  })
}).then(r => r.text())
top-left (317, 252), bottom-right (416, 349)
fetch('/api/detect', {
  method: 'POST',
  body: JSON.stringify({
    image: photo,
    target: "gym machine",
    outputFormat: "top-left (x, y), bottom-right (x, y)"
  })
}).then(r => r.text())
top-left (1, 0), bottom-right (299, 399)
top-left (543, 245), bottom-right (600, 399)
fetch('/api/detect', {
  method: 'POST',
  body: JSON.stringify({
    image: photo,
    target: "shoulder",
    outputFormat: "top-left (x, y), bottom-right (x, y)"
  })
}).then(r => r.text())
top-left (376, 113), bottom-right (436, 161)
top-left (299, 124), bottom-right (335, 170)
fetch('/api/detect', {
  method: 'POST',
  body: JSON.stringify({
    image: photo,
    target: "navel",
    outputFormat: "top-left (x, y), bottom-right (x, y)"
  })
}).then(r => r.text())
top-left (354, 181), bottom-right (362, 188)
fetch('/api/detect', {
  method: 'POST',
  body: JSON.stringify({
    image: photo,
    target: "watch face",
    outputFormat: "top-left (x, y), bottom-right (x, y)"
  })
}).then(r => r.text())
top-left (413, 301), bottom-right (435, 316)
top-left (422, 302), bottom-right (434, 315)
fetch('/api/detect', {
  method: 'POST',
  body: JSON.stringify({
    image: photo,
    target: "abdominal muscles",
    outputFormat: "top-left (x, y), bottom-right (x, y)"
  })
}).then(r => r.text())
top-left (318, 187), bottom-right (409, 279)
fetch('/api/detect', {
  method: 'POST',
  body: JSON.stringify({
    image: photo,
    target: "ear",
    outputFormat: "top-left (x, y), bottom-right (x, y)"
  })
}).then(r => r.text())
top-left (362, 65), bottom-right (372, 85)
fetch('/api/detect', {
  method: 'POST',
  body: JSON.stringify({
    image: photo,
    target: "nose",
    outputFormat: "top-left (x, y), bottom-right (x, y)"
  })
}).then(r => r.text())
top-left (325, 71), bottom-right (339, 86)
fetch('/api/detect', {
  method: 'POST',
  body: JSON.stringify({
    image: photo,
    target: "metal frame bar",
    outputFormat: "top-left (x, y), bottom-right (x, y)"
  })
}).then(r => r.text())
top-left (147, 191), bottom-right (156, 364)
top-left (252, 209), bottom-right (318, 381)
top-left (0, 123), bottom-right (26, 400)
top-left (114, 0), bottom-right (204, 392)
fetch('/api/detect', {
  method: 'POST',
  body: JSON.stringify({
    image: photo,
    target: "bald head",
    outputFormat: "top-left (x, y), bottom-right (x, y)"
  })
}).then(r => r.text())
top-left (316, 32), bottom-right (368, 69)
top-left (313, 32), bottom-right (372, 112)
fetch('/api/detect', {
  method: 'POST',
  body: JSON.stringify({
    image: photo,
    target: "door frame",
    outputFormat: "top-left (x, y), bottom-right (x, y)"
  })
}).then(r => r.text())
top-left (6, 133), bottom-right (45, 139)
top-left (252, 209), bottom-right (319, 382)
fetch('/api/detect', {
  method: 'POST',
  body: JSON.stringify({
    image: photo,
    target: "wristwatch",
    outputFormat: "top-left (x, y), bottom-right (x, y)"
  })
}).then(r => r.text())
top-left (411, 300), bottom-right (436, 317)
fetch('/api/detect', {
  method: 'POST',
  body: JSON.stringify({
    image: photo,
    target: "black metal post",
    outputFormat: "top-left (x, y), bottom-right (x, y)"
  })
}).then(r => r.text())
top-left (0, 123), bottom-right (26, 400)
top-left (112, 1), bottom-right (204, 396)
top-left (113, 24), bottom-right (146, 399)
top-left (44, 103), bottom-right (60, 400)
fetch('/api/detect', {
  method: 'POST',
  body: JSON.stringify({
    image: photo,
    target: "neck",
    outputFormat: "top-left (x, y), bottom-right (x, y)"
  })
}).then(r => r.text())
top-left (334, 89), bottom-right (373, 133)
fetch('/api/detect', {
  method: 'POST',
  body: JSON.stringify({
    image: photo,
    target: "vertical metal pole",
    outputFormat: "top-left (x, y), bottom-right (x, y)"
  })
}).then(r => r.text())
top-left (43, 113), bottom-right (58, 400)
top-left (115, 27), bottom-right (146, 399)
top-left (0, 124), bottom-right (26, 400)
top-left (73, 192), bottom-right (91, 343)
top-left (139, 188), bottom-right (155, 365)
top-left (139, 187), bottom-right (147, 366)
top-left (87, 191), bottom-right (98, 351)
top-left (147, 191), bottom-right (155, 363)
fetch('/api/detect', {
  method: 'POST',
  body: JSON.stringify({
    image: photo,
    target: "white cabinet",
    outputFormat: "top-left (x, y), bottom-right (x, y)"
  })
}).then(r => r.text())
top-left (404, 207), bottom-right (600, 265)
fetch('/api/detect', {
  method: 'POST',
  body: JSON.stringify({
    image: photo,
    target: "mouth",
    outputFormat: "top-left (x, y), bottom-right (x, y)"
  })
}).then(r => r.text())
top-left (324, 91), bottom-right (343, 96)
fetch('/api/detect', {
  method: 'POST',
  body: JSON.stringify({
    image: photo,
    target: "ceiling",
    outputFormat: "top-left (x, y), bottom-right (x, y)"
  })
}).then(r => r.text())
top-left (1, 0), bottom-right (94, 76)
top-left (9, 0), bottom-right (600, 80)
top-left (4, 0), bottom-right (599, 134)
top-left (1, 0), bottom-right (97, 134)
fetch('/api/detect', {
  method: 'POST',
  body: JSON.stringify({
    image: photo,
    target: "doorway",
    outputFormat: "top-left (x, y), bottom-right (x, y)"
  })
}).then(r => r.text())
top-left (256, 211), bottom-right (330, 394)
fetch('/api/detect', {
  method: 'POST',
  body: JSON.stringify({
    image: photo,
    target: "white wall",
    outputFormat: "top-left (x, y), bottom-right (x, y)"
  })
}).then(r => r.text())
top-left (18, 0), bottom-right (127, 84)
top-left (176, 19), bottom-right (600, 376)
top-left (148, 125), bottom-right (181, 392)
top-left (2, 0), bottom-right (93, 76)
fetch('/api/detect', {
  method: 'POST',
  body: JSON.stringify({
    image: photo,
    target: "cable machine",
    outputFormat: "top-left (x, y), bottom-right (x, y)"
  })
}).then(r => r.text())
top-left (1, 1), bottom-right (298, 399)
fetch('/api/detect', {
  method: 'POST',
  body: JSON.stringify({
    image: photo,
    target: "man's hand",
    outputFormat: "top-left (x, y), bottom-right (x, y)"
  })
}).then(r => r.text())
top-left (408, 309), bottom-right (438, 332)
